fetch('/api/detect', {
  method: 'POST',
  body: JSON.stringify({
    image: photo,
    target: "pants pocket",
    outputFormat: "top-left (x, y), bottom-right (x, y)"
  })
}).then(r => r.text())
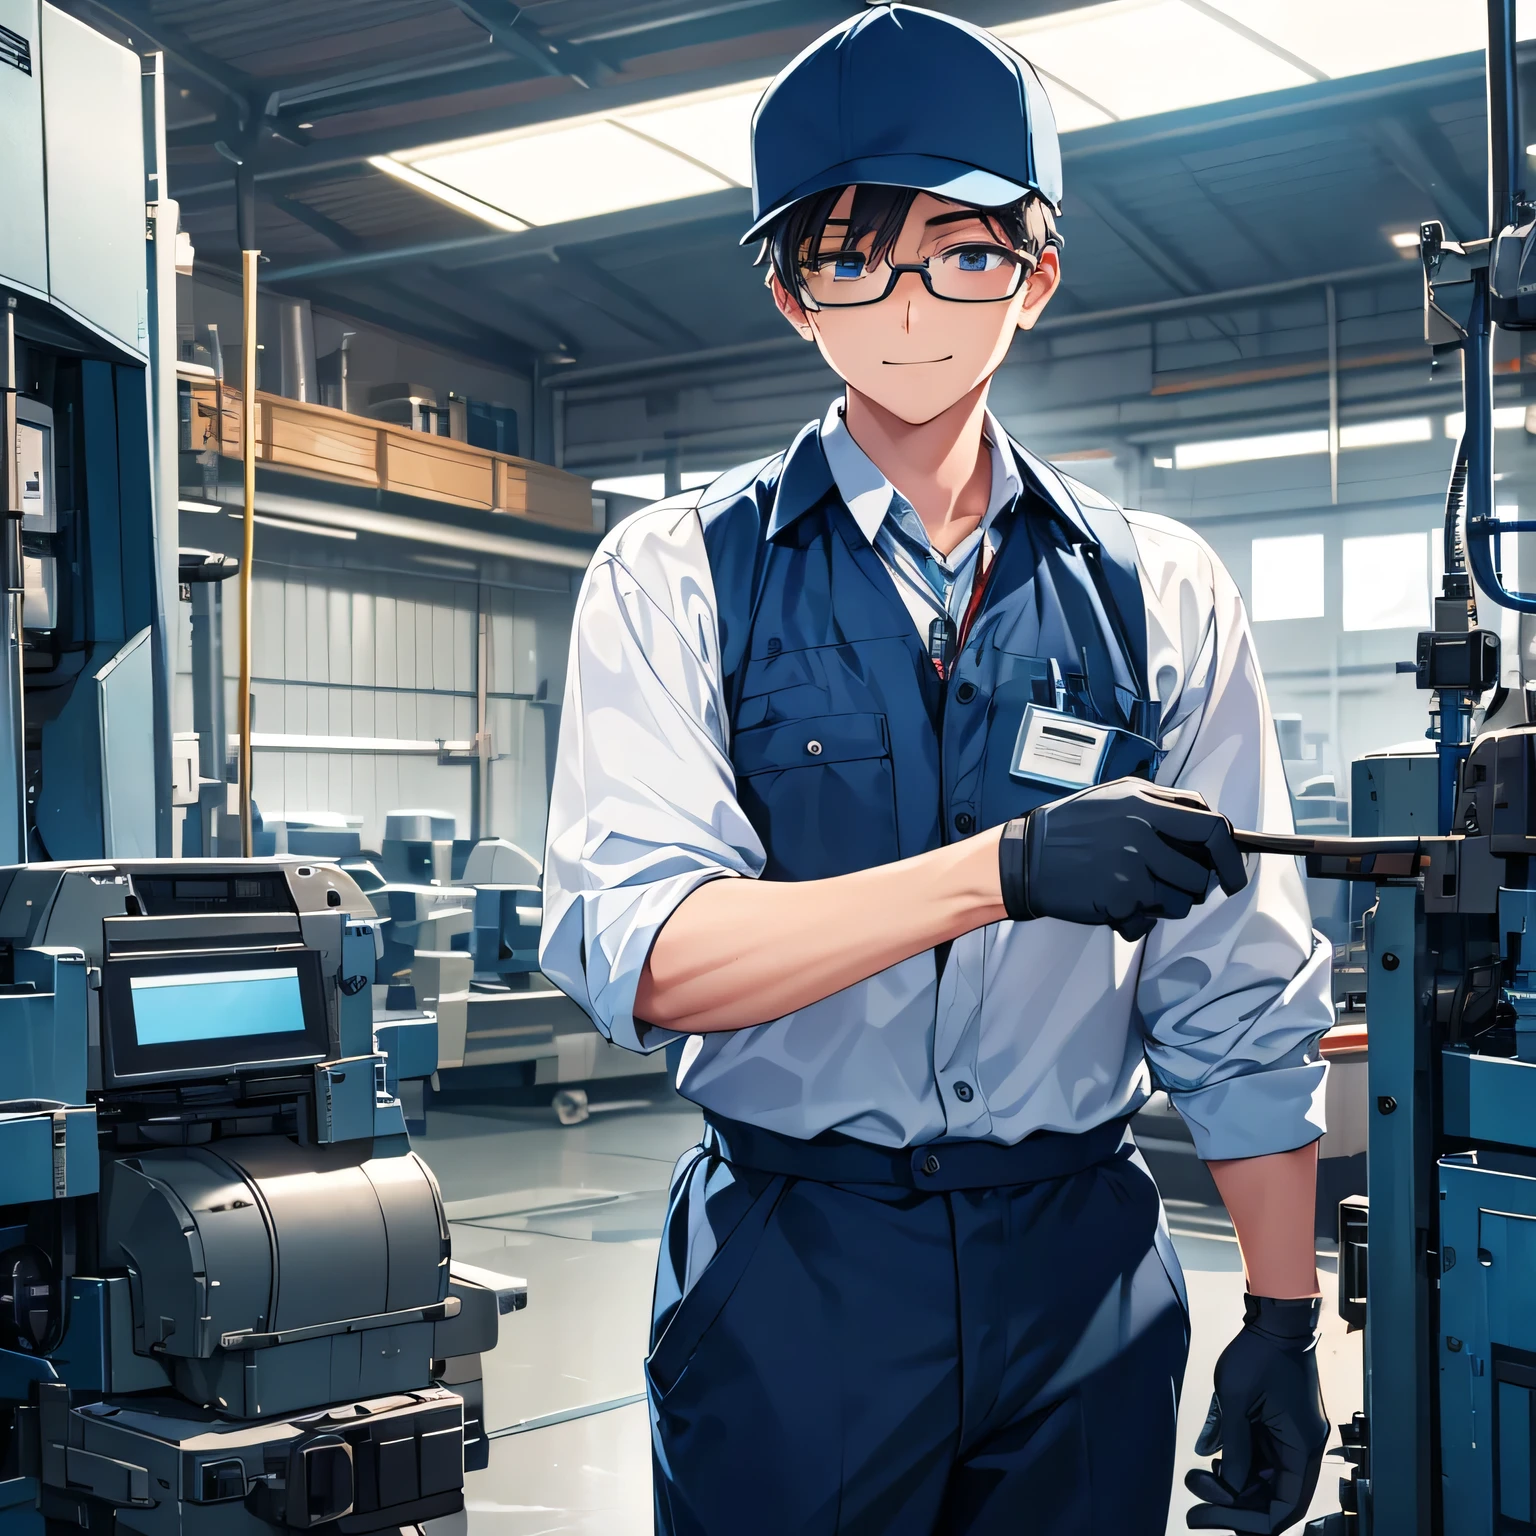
top-left (646, 1167), bottom-right (787, 1401)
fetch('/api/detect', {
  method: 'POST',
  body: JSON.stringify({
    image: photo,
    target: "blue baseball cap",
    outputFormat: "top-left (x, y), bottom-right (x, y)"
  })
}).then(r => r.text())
top-left (742, 3), bottom-right (1062, 247)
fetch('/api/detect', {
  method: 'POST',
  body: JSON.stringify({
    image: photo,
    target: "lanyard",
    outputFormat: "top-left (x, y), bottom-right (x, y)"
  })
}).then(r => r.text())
top-left (930, 537), bottom-right (997, 679)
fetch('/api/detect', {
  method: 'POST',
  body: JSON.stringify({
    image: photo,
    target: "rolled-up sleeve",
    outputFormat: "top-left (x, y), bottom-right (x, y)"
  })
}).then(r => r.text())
top-left (539, 504), bottom-right (766, 1053)
top-left (1132, 515), bottom-right (1332, 1162)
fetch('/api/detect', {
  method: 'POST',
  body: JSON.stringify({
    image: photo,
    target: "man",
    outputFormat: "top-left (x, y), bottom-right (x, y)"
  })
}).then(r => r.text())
top-left (542, 7), bottom-right (1331, 1533)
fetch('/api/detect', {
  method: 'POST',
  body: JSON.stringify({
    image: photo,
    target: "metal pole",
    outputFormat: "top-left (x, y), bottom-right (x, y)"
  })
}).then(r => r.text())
top-left (1488, 0), bottom-right (1521, 236)
top-left (475, 596), bottom-right (491, 840)
top-left (1326, 283), bottom-right (1340, 506)
top-left (238, 228), bottom-right (258, 858)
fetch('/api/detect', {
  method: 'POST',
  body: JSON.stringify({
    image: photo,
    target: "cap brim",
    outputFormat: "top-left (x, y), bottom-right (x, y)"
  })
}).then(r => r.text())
top-left (739, 154), bottom-right (1037, 245)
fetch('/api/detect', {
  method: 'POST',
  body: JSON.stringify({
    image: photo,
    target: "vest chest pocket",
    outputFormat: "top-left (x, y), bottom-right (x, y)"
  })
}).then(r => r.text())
top-left (732, 711), bottom-right (900, 881)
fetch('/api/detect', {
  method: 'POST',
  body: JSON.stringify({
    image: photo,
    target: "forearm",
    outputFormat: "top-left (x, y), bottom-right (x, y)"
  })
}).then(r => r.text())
top-left (1206, 1140), bottom-right (1321, 1299)
top-left (636, 827), bottom-right (1008, 1033)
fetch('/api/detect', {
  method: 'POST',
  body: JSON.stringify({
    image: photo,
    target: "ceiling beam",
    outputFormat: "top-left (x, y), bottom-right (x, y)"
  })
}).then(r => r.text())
top-left (169, 50), bottom-right (790, 201)
top-left (449, 0), bottom-right (615, 88)
top-left (548, 248), bottom-right (705, 350)
top-left (269, 193), bottom-right (365, 252)
top-left (296, 281), bottom-right (539, 375)
top-left (1373, 114), bottom-right (1487, 244)
top-left (267, 193), bottom-right (565, 358)
top-left (58, 0), bottom-right (258, 120)
top-left (263, 188), bottom-right (753, 284)
top-left (1062, 54), bottom-right (1486, 165)
top-left (395, 272), bottom-right (573, 355)
top-left (1070, 185), bottom-right (1213, 299)
top-left (169, 48), bottom-right (1487, 208)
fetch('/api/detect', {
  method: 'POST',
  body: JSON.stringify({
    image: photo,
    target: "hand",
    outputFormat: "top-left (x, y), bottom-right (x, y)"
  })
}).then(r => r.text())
top-left (1185, 1295), bottom-right (1329, 1533)
top-left (999, 778), bottom-right (1248, 941)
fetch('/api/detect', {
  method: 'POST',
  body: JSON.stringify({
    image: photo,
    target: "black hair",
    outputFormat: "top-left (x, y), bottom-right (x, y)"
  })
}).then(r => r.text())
top-left (756, 183), bottom-right (1060, 302)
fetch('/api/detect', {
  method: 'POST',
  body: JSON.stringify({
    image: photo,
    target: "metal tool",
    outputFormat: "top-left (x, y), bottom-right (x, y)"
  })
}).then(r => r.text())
top-left (1231, 829), bottom-right (1436, 880)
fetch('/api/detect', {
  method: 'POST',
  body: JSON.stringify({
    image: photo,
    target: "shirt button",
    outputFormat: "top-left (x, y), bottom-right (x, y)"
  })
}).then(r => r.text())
top-left (954, 812), bottom-right (974, 834)
top-left (806, 740), bottom-right (823, 756)
top-left (955, 682), bottom-right (978, 703)
top-left (922, 1153), bottom-right (941, 1176)
top-left (766, 637), bottom-right (782, 654)
top-left (954, 1082), bottom-right (974, 1103)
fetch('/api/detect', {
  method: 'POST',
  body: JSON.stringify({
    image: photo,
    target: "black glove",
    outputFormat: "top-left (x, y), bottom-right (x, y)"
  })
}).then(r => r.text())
top-left (998, 777), bottom-right (1248, 941)
top-left (1185, 1294), bottom-right (1329, 1533)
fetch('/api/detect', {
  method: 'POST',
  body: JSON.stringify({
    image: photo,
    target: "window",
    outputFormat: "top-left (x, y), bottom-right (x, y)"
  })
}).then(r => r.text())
top-left (1250, 534), bottom-right (1325, 622)
top-left (1342, 532), bottom-right (1430, 631)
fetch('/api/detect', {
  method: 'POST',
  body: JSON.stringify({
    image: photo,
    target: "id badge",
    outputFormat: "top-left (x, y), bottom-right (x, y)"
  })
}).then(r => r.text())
top-left (1008, 704), bottom-right (1112, 791)
top-left (1008, 702), bottom-right (1162, 793)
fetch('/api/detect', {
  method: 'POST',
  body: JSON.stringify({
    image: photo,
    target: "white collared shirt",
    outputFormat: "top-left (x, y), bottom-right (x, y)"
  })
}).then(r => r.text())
top-left (819, 397), bottom-right (1022, 643)
top-left (539, 404), bottom-right (1331, 1159)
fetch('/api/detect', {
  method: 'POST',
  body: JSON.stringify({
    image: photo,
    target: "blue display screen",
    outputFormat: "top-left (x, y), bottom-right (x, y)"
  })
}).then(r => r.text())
top-left (129, 967), bottom-right (308, 1046)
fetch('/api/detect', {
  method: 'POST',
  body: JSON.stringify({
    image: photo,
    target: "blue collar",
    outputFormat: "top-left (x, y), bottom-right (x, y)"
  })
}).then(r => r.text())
top-left (763, 416), bottom-right (1098, 548)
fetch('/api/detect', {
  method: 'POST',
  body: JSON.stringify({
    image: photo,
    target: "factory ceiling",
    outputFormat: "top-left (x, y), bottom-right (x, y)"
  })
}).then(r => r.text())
top-left (52, 0), bottom-right (1528, 382)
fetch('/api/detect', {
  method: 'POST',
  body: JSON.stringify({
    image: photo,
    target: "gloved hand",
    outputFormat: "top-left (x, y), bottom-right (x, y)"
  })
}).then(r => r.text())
top-left (1185, 1294), bottom-right (1330, 1533)
top-left (998, 777), bottom-right (1248, 941)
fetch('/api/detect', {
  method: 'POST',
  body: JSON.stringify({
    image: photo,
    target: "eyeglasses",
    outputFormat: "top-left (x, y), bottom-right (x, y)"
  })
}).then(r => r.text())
top-left (797, 243), bottom-right (1038, 309)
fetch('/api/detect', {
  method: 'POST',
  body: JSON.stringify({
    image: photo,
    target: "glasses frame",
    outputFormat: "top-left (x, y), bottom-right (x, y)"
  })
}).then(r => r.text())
top-left (795, 244), bottom-right (1041, 310)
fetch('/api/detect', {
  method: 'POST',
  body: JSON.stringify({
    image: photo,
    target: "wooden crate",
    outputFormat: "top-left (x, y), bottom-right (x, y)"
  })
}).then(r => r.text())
top-left (189, 380), bottom-right (592, 531)
top-left (495, 458), bottom-right (594, 531)
top-left (262, 397), bottom-right (379, 486)
top-left (384, 430), bottom-right (495, 509)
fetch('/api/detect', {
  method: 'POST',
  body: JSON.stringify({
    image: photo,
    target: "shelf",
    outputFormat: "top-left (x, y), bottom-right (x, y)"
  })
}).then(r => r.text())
top-left (182, 377), bottom-right (594, 533)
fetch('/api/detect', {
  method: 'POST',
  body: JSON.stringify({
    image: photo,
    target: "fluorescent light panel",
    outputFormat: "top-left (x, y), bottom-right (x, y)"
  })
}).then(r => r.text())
top-left (1445, 407), bottom-right (1528, 436)
top-left (1338, 416), bottom-right (1431, 448)
top-left (1198, 1), bottom-right (1488, 79)
top-left (367, 155), bottom-right (527, 232)
top-left (1175, 430), bottom-right (1327, 469)
top-left (232, 733), bottom-right (474, 754)
top-left (396, 79), bottom-right (762, 229)
top-left (384, 0), bottom-right (1536, 233)
top-left (1178, 416), bottom-right (1438, 467)
top-left (996, 1), bottom-right (1311, 120)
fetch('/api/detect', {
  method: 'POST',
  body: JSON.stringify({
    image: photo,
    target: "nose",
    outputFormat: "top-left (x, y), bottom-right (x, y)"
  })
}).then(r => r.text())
top-left (891, 267), bottom-right (924, 331)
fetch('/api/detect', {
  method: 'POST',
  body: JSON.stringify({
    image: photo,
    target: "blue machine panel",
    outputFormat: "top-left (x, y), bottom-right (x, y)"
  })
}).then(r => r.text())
top-left (0, 1106), bottom-right (98, 1203)
top-left (1353, 753), bottom-right (1440, 837)
top-left (98, 628), bottom-right (156, 858)
top-left (1439, 1152), bottom-right (1536, 1535)
top-left (1443, 1050), bottom-right (1536, 1147)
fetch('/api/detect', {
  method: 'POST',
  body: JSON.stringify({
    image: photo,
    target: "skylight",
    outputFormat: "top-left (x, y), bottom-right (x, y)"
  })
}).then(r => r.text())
top-left (993, 1), bottom-right (1314, 121)
top-left (378, 0), bottom-right (1536, 234)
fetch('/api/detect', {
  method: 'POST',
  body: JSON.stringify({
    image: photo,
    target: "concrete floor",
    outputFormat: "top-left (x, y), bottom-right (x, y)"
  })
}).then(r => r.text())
top-left (415, 1082), bottom-right (1361, 1536)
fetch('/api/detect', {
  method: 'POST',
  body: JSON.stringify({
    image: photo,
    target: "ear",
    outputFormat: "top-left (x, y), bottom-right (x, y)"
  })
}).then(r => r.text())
top-left (769, 271), bottom-right (817, 341)
top-left (1016, 247), bottom-right (1061, 333)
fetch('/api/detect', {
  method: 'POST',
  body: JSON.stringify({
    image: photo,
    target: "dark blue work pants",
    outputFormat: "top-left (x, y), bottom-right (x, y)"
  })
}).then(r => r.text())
top-left (646, 1127), bottom-right (1190, 1535)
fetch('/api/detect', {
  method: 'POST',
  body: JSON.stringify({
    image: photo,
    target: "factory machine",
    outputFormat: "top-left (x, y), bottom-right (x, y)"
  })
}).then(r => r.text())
top-left (0, 858), bottom-right (521, 1536)
top-left (1296, 3), bottom-right (1536, 1531)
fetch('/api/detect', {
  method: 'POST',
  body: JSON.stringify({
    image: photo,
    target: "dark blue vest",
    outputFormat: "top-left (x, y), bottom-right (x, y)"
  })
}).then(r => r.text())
top-left (700, 420), bottom-right (1157, 883)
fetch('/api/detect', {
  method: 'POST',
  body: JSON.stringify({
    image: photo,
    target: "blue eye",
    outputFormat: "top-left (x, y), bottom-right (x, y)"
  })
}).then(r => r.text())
top-left (952, 248), bottom-right (1006, 273)
top-left (833, 255), bottom-right (866, 280)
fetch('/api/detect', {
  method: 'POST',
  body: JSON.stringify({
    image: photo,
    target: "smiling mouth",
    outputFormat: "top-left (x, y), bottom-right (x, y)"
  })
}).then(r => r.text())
top-left (882, 355), bottom-right (953, 365)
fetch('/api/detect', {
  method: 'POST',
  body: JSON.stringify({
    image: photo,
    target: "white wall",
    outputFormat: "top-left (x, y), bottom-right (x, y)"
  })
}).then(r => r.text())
top-left (172, 553), bottom-right (575, 855)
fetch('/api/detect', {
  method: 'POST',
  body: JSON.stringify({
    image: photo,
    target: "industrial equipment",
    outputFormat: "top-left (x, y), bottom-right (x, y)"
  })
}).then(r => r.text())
top-left (1295, 3), bottom-right (1536, 1531)
top-left (0, 857), bottom-right (522, 1536)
